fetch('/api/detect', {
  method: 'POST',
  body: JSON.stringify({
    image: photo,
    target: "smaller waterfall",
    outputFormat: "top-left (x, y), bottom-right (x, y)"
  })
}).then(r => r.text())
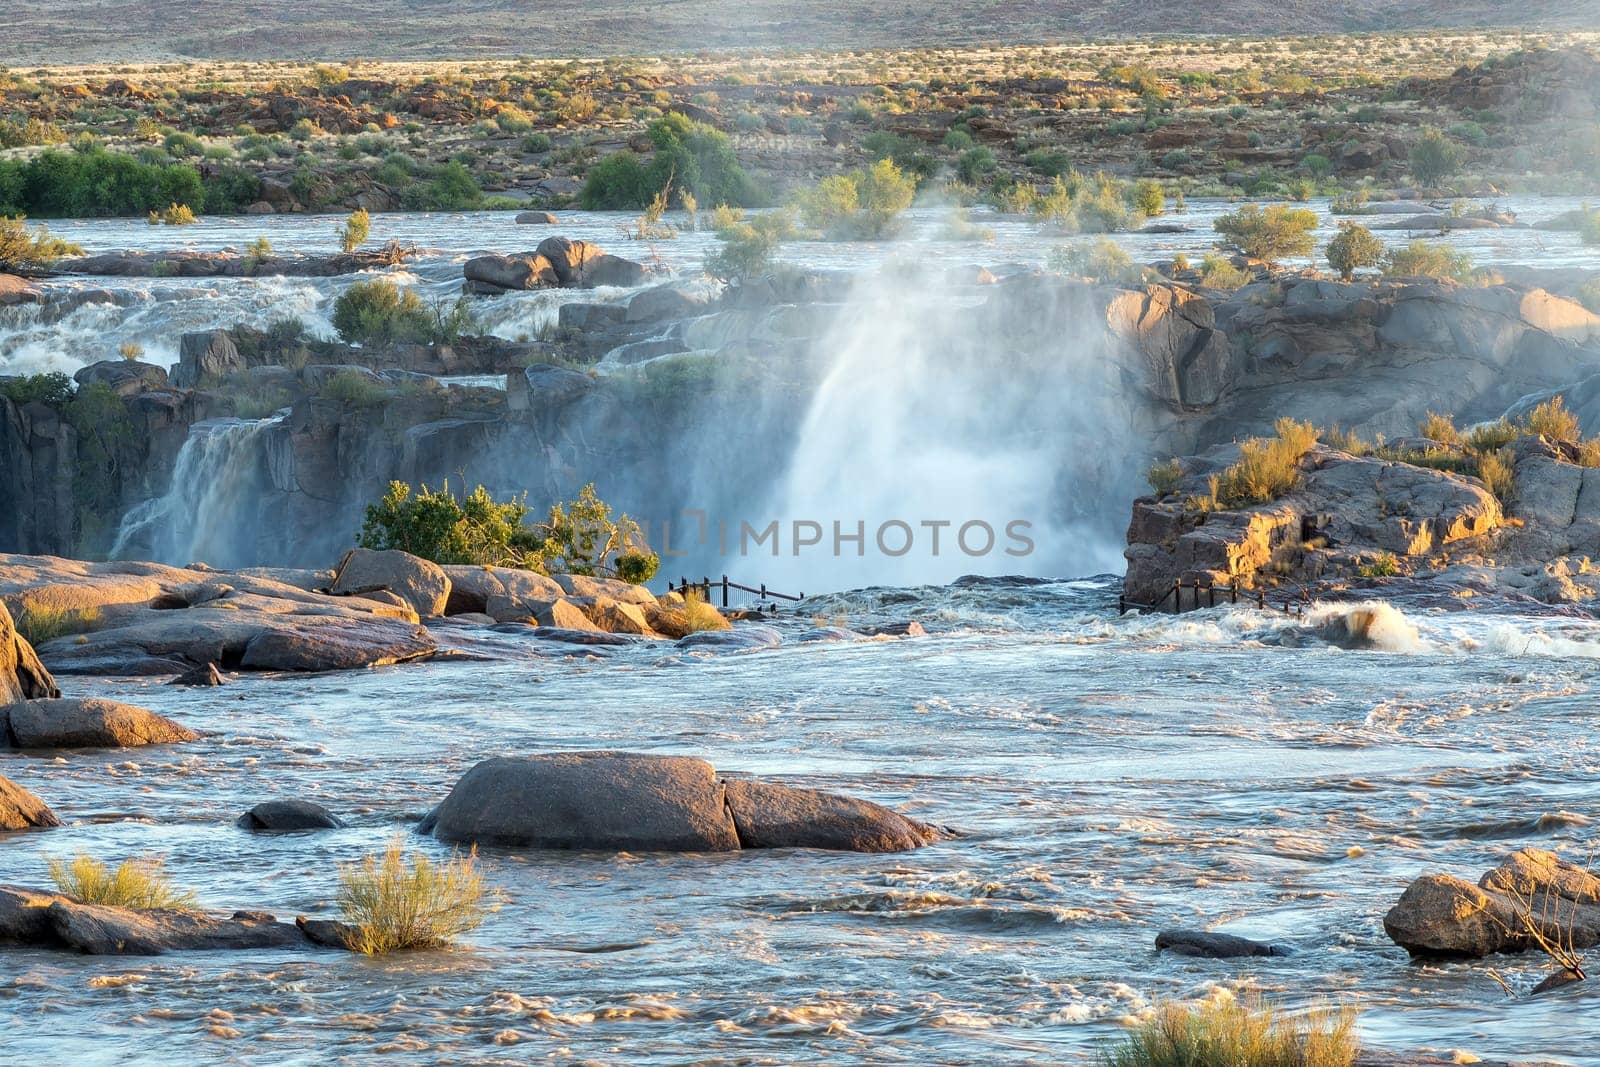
top-left (110, 415), bottom-right (285, 567)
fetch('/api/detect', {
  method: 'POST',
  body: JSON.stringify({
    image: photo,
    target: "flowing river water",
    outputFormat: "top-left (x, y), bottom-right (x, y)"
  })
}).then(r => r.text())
top-left (2, 582), bottom-right (1600, 1064)
top-left (2, 204), bottom-right (1600, 1063)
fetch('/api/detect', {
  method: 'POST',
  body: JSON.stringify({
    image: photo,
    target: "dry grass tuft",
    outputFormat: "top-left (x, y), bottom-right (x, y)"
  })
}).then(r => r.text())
top-left (1210, 418), bottom-right (1317, 508)
top-left (1419, 410), bottom-right (1460, 445)
top-left (47, 853), bottom-right (198, 911)
top-left (1100, 995), bottom-right (1358, 1067)
top-left (1525, 396), bottom-right (1580, 443)
top-left (682, 588), bottom-right (732, 633)
top-left (337, 836), bottom-right (492, 954)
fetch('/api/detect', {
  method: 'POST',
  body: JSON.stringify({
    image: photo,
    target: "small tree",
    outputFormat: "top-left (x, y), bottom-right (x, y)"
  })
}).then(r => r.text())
top-left (705, 208), bottom-right (794, 283)
top-left (1409, 128), bottom-right (1465, 189)
top-left (338, 208), bottom-right (370, 254)
top-left (1325, 222), bottom-right (1385, 281)
top-left (0, 216), bottom-right (82, 272)
top-left (1131, 178), bottom-right (1164, 218)
top-left (1213, 203), bottom-right (1318, 265)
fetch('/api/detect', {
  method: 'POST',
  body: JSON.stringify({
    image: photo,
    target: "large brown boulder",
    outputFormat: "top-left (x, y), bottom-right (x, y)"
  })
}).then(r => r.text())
top-left (421, 752), bottom-right (742, 851)
top-left (1, 698), bottom-right (199, 750)
top-left (330, 549), bottom-right (451, 618)
top-left (421, 752), bottom-right (937, 854)
top-left (0, 774), bottom-right (60, 830)
top-left (440, 565), bottom-right (564, 616)
top-left (723, 779), bottom-right (933, 852)
top-left (463, 252), bottom-right (559, 293)
top-left (0, 601), bottom-right (58, 704)
top-left (1384, 850), bottom-right (1600, 958)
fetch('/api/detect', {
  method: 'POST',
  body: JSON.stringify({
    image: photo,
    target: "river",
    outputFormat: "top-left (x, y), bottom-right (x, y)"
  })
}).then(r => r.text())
top-left (1, 581), bottom-right (1598, 1064)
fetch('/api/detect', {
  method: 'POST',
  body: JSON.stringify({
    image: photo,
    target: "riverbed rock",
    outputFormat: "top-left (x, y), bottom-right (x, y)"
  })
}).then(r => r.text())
top-left (421, 752), bottom-right (742, 851)
top-left (1384, 849), bottom-right (1600, 958)
top-left (237, 799), bottom-right (346, 831)
top-left (422, 752), bottom-right (935, 854)
top-left (515, 211), bottom-right (559, 225)
top-left (169, 662), bottom-right (224, 686)
top-left (0, 885), bottom-right (307, 955)
top-left (722, 778), bottom-right (934, 852)
top-left (171, 329), bottom-right (244, 390)
top-left (330, 548), bottom-right (451, 618)
top-left (0, 600), bottom-right (58, 703)
top-left (0, 555), bottom-right (441, 676)
top-left (1, 698), bottom-right (199, 749)
top-left (1154, 928), bottom-right (1290, 958)
top-left (0, 274), bottom-right (42, 306)
top-left (463, 252), bottom-right (559, 293)
top-left (0, 774), bottom-right (60, 830)
top-left (441, 565), bottom-right (564, 616)
top-left (676, 625), bottom-right (782, 652)
top-left (73, 360), bottom-right (170, 397)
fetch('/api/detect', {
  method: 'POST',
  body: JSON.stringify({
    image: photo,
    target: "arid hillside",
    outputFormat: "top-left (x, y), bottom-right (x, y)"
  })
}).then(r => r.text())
top-left (4, 0), bottom-right (1598, 63)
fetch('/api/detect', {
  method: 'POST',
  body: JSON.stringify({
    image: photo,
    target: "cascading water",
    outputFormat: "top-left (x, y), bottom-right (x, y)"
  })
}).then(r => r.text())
top-left (110, 414), bottom-right (285, 567)
top-left (761, 257), bottom-right (1139, 591)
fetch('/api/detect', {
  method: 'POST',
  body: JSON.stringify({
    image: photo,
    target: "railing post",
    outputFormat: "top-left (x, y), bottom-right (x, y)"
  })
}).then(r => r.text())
top-left (1172, 578), bottom-right (1181, 615)
top-left (721, 575), bottom-right (729, 608)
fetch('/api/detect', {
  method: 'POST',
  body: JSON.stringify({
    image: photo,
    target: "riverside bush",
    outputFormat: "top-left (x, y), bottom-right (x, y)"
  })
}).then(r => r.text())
top-left (1382, 240), bottom-right (1477, 282)
top-left (1325, 223), bottom-right (1384, 281)
top-left (581, 112), bottom-right (762, 210)
top-left (1209, 418), bottom-right (1317, 508)
top-left (331, 279), bottom-right (434, 345)
top-left (1409, 127), bottom-right (1465, 188)
top-left (796, 158), bottom-right (916, 239)
top-left (0, 147), bottom-right (211, 218)
top-left (1213, 203), bottom-right (1318, 265)
top-left (0, 216), bottom-right (81, 271)
top-left (337, 837), bottom-right (491, 954)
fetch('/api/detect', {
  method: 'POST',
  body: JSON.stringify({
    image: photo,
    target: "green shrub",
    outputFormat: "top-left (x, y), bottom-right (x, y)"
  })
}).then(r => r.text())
top-left (581, 113), bottom-right (761, 210)
top-left (1359, 551), bottom-right (1402, 578)
top-left (331, 279), bottom-right (434, 345)
top-left (526, 483), bottom-right (659, 582)
top-left (796, 158), bottom-right (916, 240)
top-left (1199, 253), bottom-right (1252, 290)
top-left (1465, 418), bottom-right (1517, 453)
top-left (338, 208), bottom-right (370, 254)
top-left (1131, 179), bottom-right (1164, 218)
top-left (0, 371), bottom-right (73, 406)
top-left (1049, 238), bottom-right (1145, 286)
top-left (1024, 149), bottom-right (1074, 177)
top-left (1033, 170), bottom-right (1139, 233)
top-left (1213, 203), bottom-right (1318, 265)
top-left (1409, 127), bottom-right (1465, 188)
top-left (705, 208), bottom-right (794, 282)
top-left (1580, 208), bottom-right (1600, 247)
top-left (337, 837), bottom-right (491, 954)
top-left (1325, 223), bottom-right (1385, 281)
top-left (956, 146), bottom-right (996, 184)
top-left (1382, 241), bottom-right (1477, 282)
top-left (0, 216), bottom-right (81, 271)
top-left (1099, 996), bottom-right (1356, 1067)
top-left (48, 853), bottom-right (197, 911)
top-left (521, 132), bottom-right (552, 154)
top-left (0, 147), bottom-right (205, 218)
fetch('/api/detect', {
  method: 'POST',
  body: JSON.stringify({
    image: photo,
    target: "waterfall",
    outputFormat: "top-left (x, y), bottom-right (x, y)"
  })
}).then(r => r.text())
top-left (110, 415), bottom-right (285, 567)
top-left (762, 262), bottom-right (1137, 592)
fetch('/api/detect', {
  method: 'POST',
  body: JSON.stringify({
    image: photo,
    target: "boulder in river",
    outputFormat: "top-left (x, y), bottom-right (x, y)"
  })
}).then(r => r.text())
top-left (0, 774), bottom-right (60, 831)
top-left (420, 751), bottom-right (935, 854)
top-left (0, 885), bottom-right (308, 955)
top-left (237, 799), bottom-right (346, 831)
top-left (1, 698), bottom-right (199, 750)
top-left (330, 548), bottom-right (451, 618)
top-left (169, 662), bottom-right (224, 686)
top-left (515, 211), bottom-right (559, 225)
top-left (1384, 848), bottom-right (1600, 958)
top-left (1154, 928), bottom-right (1290, 958)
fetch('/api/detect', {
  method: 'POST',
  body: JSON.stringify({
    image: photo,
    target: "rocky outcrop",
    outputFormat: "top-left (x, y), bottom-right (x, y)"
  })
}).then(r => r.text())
top-left (420, 752), bottom-right (935, 853)
top-left (330, 548), bottom-right (451, 618)
top-left (57, 247), bottom-right (414, 280)
top-left (0, 774), bottom-right (60, 830)
top-left (0, 885), bottom-right (312, 955)
top-left (237, 799), bottom-right (346, 831)
top-left (0, 274), bottom-right (42, 306)
top-left (0, 698), bottom-right (199, 749)
top-left (0, 600), bottom-right (58, 704)
top-left (1123, 443), bottom-right (1502, 605)
top-left (0, 555), bottom-right (438, 675)
top-left (463, 237), bottom-right (647, 294)
top-left (1384, 848), bottom-right (1600, 959)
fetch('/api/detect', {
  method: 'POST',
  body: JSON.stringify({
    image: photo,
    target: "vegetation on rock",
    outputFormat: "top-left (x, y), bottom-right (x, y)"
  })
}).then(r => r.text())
top-left (0, 216), bottom-right (82, 272)
top-left (1098, 996), bottom-right (1357, 1067)
top-left (1325, 223), bottom-right (1385, 281)
top-left (1208, 418), bottom-right (1318, 508)
top-left (47, 853), bottom-right (198, 911)
top-left (336, 837), bottom-right (492, 954)
top-left (1213, 203), bottom-right (1318, 266)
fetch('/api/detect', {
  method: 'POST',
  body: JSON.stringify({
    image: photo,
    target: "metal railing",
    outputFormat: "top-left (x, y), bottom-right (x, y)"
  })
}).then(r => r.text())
top-left (1118, 577), bottom-right (1305, 616)
top-left (667, 575), bottom-right (805, 609)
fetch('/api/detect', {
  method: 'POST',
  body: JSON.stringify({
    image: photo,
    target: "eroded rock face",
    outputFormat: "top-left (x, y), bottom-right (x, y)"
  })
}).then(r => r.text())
top-left (421, 752), bottom-right (935, 854)
top-left (0, 774), bottom-right (60, 831)
top-left (1, 698), bottom-right (199, 750)
top-left (1384, 849), bottom-right (1600, 958)
top-left (330, 548), bottom-right (451, 618)
top-left (0, 600), bottom-right (58, 704)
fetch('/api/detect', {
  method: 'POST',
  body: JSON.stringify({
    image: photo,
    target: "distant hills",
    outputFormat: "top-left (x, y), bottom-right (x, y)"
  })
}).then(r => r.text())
top-left (6, 0), bottom-right (1598, 63)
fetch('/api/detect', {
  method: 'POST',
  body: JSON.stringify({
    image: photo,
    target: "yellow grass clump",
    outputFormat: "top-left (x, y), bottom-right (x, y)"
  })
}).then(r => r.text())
top-left (1100, 996), bottom-right (1357, 1067)
top-left (47, 853), bottom-right (198, 911)
top-left (336, 837), bottom-right (492, 954)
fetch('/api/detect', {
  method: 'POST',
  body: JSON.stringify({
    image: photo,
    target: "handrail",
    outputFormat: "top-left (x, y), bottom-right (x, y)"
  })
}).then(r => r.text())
top-left (1118, 577), bottom-right (1305, 616)
top-left (667, 575), bottom-right (805, 609)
